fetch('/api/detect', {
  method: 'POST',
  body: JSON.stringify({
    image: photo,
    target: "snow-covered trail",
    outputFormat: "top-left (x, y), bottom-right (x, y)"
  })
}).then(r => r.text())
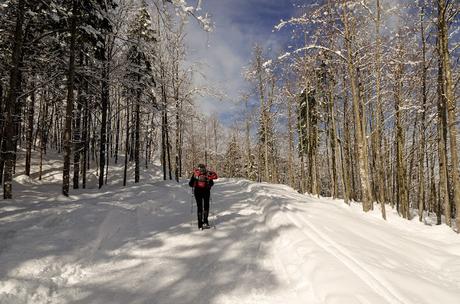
top-left (1, 176), bottom-right (460, 304)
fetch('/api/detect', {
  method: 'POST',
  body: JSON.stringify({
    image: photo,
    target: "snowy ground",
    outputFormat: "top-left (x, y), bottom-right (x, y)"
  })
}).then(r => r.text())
top-left (1, 157), bottom-right (460, 303)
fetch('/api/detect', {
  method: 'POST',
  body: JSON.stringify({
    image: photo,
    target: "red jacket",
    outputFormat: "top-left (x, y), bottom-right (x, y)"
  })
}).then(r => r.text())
top-left (189, 169), bottom-right (218, 189)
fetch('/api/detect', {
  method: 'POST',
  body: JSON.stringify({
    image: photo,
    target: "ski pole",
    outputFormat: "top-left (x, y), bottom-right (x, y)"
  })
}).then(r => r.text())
top-left (190, 188), bottom-right (194, 228)
top-left (210, 194), bottom-right (216, 229)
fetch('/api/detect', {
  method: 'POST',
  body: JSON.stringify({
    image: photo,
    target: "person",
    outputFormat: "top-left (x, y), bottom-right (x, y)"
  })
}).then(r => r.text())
top-left (189, 164), bottom-right (218, 230)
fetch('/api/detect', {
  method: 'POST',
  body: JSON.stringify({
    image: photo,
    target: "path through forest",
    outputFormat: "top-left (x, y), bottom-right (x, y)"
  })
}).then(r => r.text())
top-left (1, 166), bottom-right (460, 304)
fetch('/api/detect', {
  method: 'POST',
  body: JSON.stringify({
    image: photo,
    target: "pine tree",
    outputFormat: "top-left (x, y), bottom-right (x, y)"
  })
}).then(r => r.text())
top-left (125, 3), bottom-right (156, 184)
top-left (224, 134), bottom-right (243, 178)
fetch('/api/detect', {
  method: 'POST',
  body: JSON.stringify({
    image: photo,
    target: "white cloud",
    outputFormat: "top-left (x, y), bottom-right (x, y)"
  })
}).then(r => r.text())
top-left (184, 0), bottom-right (292, 124)
top-left (185, 19), bottom-right (248, 117)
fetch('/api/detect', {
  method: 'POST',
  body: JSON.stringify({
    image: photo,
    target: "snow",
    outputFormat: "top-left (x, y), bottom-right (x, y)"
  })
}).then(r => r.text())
top-left (170, 0), bottom-right (212, 32)
top-left (278, 52), bottom-right (291, 60)
top-left (1, 156), bottom-right (460, 303)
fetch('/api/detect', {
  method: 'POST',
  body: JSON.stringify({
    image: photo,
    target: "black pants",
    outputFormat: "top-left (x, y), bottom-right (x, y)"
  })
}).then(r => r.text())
top-left (194, 189), bottom-right (210, 227)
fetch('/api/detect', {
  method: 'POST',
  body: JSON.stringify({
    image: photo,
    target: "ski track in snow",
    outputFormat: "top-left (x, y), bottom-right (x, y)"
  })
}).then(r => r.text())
top-left (282, 205), bottom-right (408, 304)
top-left (1, 166), bottom-right (460, 304)
top-left (265, 188), bottom-right (460, 304)
top-left (265, 188), bottom-right (406, 303)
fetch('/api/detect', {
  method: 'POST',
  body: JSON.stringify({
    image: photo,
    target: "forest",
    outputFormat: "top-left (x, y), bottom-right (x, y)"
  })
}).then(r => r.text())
top-left (1, 0), bottom-right (460, 233)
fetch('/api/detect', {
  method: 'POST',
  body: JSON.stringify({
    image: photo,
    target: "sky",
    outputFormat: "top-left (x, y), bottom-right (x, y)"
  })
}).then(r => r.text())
top-left (184, 0), bottom-right (299, 127)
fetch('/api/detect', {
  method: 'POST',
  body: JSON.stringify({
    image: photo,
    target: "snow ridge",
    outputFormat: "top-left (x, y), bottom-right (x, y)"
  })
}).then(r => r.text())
top-left (283, 206), bottom-right (409, 304)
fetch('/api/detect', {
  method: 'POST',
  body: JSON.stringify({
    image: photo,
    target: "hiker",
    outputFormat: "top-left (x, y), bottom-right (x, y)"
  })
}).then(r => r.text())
top-left (189, 164), bottom-right (218, 229)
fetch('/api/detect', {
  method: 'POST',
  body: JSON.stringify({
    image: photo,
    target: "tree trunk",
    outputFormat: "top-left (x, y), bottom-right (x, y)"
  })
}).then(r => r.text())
top-left (161, 83), bottom-right (166, 181)
top-left (308, 91), bottom-right (319, 196)
top-left (99, 47), bottom-right (109, 189)
top-left (115, 89), bottom-right (120, 164)
top-left (394, 58), bottom-right (409, 219)
top-left (62, 0), bottom-right (78, 197)
top-left (191, 117), bottom-right (196, 171)
top-left (25, 79), bottom-right (35, 176)
top-left (328, 79), bottom-right (338, 199)
top-left (105, 89), bottom-right (111, 185)
top-left (39, 102), bottom-right (48, 181)
top-left (254, 47), bottom-right (269, 182)
top-left (437, 42), bottom-right (451, 226)
top-left (179, 112), bottom-right (183, 176)
top-left (342, 74), bottom-right (352, 203)
top-left (246, 112), bottom-right (252, 180)
top-left (175, 90), bottom-right (180, 182)
top-left (82, 80), bottom-right (88, 189)
top-left (3, 0), bottom-right (25, 199)
top-left (430, 153), bottom-right (441, 225)
top-left (287, 93), bottom-right (294, 188)
top-left (212, 119), bottom-right (217, 172)
top-left (418, 5), bottom-right (427, 222)
top-left (165, 108), bottom-right (172, 180)
top-left (134, 89), bottom-right (140, 183)
top-left (123, 100), bottom-right (130, 186)
top-left (298, 91), bottom-right (306, 193)
top-left (373, 0), bottom-right (386, 219)
top-left (73, 55), bottom-right (83, 189)
top-left (438, 0), bottom-right (460, 232)
top-left (343, 8), bottom-right (372, 211)
top-left (145, 113), bottom-right (150, 169)
top-left (0, 82), bottom-right (5, 186)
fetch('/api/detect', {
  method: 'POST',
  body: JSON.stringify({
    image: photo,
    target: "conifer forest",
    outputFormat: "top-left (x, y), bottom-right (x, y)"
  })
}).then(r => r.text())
top-left (1, 0), bottom-right (460, 233)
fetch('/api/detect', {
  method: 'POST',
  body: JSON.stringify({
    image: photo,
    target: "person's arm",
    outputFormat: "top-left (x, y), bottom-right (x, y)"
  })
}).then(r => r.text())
top-left (208, 171), bottom-right (218, 180)
top-left (188, 174), bottom-right (195, 187)
top-left (209, 179), bottom-right (214, 188)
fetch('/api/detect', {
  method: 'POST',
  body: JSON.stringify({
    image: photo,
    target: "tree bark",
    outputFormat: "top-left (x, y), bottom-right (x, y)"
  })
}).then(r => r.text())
top-left (115, 89), bottom-right (120, 164)
top-left (3, 0), bottom-right (25, 199)
top-left (25, 79), bottom-right (35, 176)
top-left (174, 85), bottom-right (181, 182)
top-left (81, 75), bottom-right (88, 189)
top-left (438, 0), bottom-right (460, 232)
top-left (39, 101), bottom-right (48, 181)
top-left (308, 90), bottom-right (319, 196)
top-left (327, 76), bottom-right (338, 199)
top-left (62, 0), bottom-right (78, 197)
top-left (287, 92), bottom-right (294, 188)
top-left (437, 41), bottom-right (451, 226)
top-left (373, 0), bottom-right (386, 219)
top-left (342, 74), bottom-right (352, 204)
top-left (73, 54), bottom-right (83, 189)
top-left (134, 88), bottom-right (140, 183)
top-left (161, 77), bottom-right (167, 181)
top-left (394, 54), bottom-right (409, 219)
top-left (165, 108), bottom-right (172, 180)
top-left (342, 8), bottom-right (372, 211)
top-left (123, 100), bottom-right (130, 186)
top-left (99, 46), bottom-right (109, 189)
top-left (418, 5), bottom-right (428, 222)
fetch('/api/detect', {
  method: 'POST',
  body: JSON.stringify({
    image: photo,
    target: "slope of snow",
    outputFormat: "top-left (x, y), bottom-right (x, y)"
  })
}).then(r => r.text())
top-left (1, 158), bottom-right (460, 303)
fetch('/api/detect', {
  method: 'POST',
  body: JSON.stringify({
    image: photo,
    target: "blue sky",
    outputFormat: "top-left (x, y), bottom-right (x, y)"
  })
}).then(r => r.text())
top-left (185, 0), bottom-right (298, 127)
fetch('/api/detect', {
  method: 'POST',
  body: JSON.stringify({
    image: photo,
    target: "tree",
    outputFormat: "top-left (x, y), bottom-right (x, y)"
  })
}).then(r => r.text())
top-left (2, 0), bottom-right (25, 199)
top-left (125, 2), bottom-right (156, 184)
top-left (223, 133), bottom-right (243, 177)
top-left (437, 0), bottom-right (460, 232)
